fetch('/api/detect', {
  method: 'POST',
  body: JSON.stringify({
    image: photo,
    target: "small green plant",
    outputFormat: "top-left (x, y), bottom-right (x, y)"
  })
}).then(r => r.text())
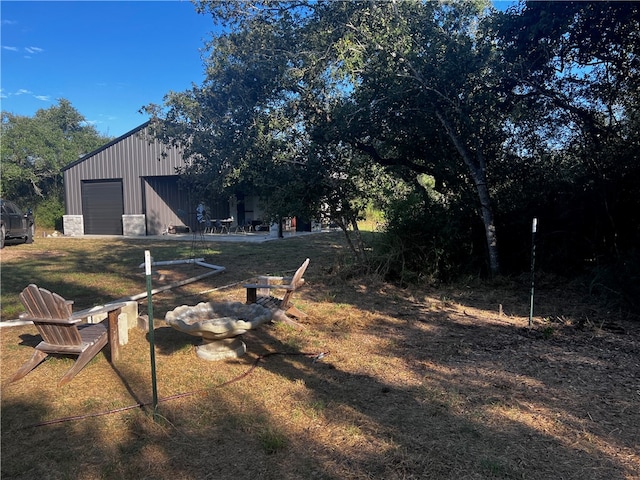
top-left (82, 398), bottom-right (100, 409)
top-left (259, 427), bottom-right (288, 454)
top-left (440, 295), bottom-right (454, 307)
top-left (480, 457), bottom-right (507, 476)
top-left (276, 330), bottom-right (304, 350)
top-left (304, 400), bottom-right (326, 420)
top-left (344, 423), bottom-right (363, 438)
top-left (318, 292), bottom-right (337, 303)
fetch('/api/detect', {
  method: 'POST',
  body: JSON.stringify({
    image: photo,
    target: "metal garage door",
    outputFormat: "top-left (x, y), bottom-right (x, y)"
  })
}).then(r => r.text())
top-left (82, 180), bottom-right (124, 234)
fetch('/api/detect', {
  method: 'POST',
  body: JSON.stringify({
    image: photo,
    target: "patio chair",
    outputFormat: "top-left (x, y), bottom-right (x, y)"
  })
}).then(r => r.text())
top-left (212, 219), bottom-right (229, 234)
top-left (9, 284), bottom-right (123, 387)
top-left (244, 258), bottom-right (310, 328)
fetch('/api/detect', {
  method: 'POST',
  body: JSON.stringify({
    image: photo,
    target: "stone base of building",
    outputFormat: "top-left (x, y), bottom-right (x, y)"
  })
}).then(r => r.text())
top-left (123, 214), bottom-right (146, 236)
top-left (63, 215), bottom-right (84, 236)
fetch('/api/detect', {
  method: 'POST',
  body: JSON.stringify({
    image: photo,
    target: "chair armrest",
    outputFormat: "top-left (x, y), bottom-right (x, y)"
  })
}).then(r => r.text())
top-left (19, 314), bottom-right (82, 325)
top-left (257, 276), bottom-right (293, 283)
top-left (71, 302), bottom-right (127, 321)
top-left (244, 283), bottom-right (295, 291)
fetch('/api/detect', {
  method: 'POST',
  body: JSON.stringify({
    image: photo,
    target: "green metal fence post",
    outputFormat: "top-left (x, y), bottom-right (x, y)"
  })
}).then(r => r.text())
top-left (529, 218), bottom-right (537, 327)
top-left (145, 250), bottom-right (159, 418)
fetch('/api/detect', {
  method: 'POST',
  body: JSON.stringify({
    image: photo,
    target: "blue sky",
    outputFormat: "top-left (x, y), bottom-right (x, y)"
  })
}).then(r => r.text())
top-left (1, 1), bottom-right (214, 137)
top-left (2, 1), bottom-right (518, 139)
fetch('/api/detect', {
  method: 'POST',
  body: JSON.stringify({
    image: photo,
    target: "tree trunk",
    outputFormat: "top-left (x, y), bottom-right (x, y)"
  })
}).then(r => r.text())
top-left (349, 216), bottom-right (368, 263)
top-left (435, 110), bottom-right (501, 277)
top-left (335, 215), bottom-right (368, 264)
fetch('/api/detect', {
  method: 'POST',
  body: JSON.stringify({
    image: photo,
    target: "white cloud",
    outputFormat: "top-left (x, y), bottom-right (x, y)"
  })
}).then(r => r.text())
top-left (1, 45), bottom-right (45, 56)
top-left (2, 89), bottom-right (51, 102)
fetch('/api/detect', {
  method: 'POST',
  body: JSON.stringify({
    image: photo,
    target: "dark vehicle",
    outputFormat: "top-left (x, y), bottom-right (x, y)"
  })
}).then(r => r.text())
top-left (1, 199), bottom-right (35, 249)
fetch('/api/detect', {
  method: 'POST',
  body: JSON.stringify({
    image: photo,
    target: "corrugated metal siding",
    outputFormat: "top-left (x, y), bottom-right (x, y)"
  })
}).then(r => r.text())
top-left (64, 124), bottom-right (186, 215)
top-left (144, 176), bottom-right (196, 235)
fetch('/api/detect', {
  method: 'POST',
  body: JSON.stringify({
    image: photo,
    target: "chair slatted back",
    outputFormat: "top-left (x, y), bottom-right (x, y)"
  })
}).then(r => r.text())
top-left (20, 284), bottom-right (82, 346)
top-left (280, 258), bottom-right (309, 308)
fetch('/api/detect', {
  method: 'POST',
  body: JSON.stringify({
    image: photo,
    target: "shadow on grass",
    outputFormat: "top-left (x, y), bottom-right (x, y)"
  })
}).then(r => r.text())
top-left (2, 234), bottom-right (638, 479)
top-left (151, 326), bottom-right (198, 355)
top-left (15, 333), bottom-right (41, 348)
top-left (236, 319), bottom-right (636, 479)
top-left (2, 314), bottom-right (637, 479)
top-left (0, 233), bottom-right (344, 318)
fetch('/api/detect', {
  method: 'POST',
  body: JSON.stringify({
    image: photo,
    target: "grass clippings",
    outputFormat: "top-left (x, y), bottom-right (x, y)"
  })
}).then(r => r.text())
top-left (1, 233), bottom-right (639, 479)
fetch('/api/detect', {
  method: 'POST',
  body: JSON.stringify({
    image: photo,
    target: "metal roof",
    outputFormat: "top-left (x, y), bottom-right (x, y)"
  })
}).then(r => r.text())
top-left (61, 121), bottom-right (151, 172)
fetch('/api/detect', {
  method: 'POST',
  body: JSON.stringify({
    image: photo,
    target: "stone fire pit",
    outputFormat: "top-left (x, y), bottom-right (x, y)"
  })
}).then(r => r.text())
top-left (164, 301), bottom-right (272, 360)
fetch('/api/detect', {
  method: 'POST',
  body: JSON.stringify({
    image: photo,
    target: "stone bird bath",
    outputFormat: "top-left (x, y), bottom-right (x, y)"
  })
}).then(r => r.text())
top-left (165, 301), bottom-right (272, 360)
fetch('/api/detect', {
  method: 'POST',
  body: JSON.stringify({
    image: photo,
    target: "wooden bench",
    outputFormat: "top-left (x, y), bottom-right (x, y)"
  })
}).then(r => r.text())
top-left (9, 284), bottom-right (125, 387)
top-left (244, 258), bottom-right (310, 328)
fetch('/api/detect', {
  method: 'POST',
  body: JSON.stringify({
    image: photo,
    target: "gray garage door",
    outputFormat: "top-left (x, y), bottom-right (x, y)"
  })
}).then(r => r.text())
top-left (82, 180), bottom-right (124, 235)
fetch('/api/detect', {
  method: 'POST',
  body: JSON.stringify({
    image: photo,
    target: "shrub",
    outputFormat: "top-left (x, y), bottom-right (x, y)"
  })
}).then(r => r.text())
top-left (370, 191), bottom-right (484, 284)
top-left (34, 197), bottom-right (64, 231)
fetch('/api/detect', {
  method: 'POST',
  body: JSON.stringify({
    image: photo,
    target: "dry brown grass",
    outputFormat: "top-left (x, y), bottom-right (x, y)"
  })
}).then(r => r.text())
top-left (1, 234), bottom-right (639, 479)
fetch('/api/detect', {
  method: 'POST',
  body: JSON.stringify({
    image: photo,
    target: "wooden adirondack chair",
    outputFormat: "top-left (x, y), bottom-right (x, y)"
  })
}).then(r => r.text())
top-left (9, 284), bottom-right (124, 387)
top-left (244, 258), bottom-right (310, 328)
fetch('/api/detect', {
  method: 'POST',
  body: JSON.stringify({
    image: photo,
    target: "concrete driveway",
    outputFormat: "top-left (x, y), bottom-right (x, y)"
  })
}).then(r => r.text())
top-left (79, 229), bottom-right (329, 243)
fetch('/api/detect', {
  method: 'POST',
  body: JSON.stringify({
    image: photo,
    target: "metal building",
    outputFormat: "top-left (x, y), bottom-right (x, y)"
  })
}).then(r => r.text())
top-left (62, 122), bottom-right (257, 236)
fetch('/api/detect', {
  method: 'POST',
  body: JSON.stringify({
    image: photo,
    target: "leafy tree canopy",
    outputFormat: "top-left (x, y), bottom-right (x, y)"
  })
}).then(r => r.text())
top-left (146, 0), bottom-right (639, 290)
top-left (1, 99), bottom-right (110, 205)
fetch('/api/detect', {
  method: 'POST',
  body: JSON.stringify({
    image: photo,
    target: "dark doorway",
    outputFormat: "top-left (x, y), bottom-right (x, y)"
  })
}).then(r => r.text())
top-left (82, 180), bottom-right (124, 234)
